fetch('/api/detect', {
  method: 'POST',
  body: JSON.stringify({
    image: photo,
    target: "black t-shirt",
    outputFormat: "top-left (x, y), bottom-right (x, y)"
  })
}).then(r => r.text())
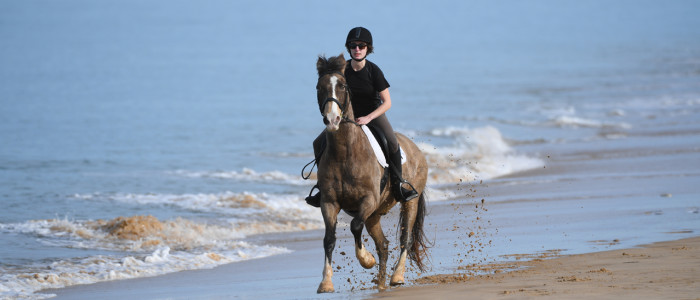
top-left (345, 60), bottom-right (390, 117)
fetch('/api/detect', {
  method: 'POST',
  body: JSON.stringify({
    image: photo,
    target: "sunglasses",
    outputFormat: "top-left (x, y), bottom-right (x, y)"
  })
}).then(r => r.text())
top-left (348, 42), bottom-right (367, 50)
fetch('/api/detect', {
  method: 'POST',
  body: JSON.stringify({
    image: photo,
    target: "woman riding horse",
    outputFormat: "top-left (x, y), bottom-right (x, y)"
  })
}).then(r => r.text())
top-left (312, 53), bottom-right (429, 293)
top-left (306, 27), bottom-right (418, 206)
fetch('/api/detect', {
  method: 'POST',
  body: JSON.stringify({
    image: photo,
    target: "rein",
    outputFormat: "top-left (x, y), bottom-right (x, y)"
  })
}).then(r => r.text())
top-left (340, 115), bottom-right (361, 126)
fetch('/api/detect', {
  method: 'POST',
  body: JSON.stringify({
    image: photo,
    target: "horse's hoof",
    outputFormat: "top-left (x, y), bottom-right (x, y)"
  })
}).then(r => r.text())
top-left (356, 247), bottom-right (376, 269)
top-left (317, 282), bottom-right (335, 293)
top-left (390, 279), bottom-right (405, 286)
top-left (390, 272), bottom-right (405, 286)
top-left (359, 255), bottom-right (375, 269)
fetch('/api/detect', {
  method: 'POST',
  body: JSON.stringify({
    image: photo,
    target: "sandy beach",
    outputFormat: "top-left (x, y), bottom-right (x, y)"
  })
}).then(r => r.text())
top-left (377, 237), bottom-right (700, 300)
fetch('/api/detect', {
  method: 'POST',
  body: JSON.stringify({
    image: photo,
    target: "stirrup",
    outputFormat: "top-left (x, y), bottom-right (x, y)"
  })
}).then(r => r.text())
top-left (396, 180), bottom-right (419, 202)
top-left (305, 185), bottom-right (321, 207)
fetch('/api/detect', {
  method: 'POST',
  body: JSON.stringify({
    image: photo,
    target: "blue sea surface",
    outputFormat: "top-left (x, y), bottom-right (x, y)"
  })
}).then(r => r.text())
top-left (1, 0), bottom-right (699, 298)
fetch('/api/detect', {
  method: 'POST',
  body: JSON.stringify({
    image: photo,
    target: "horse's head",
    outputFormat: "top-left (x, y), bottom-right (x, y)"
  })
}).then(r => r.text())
top-left (316, 54), bottom-right (350, 132)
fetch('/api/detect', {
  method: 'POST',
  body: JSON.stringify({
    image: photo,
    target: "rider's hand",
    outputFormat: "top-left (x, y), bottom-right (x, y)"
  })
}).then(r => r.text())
top-left (356, 116), bottom-right (372, 125)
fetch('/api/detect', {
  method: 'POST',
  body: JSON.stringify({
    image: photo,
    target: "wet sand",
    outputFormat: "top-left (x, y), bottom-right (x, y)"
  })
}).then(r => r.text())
top-left (376, 237), bottom-right (700, 300)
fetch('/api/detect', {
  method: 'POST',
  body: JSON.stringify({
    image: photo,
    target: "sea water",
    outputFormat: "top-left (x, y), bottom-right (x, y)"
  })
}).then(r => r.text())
top-left (1, 0), bottom-right (699, 298)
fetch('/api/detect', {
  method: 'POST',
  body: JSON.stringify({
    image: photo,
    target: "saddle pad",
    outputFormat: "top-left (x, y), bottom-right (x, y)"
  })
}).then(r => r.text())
top-left (361, 125), bottom-right (406, 168)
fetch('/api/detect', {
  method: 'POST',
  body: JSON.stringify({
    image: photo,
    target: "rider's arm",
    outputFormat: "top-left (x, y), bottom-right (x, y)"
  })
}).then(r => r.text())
top-left (356, 88), bottom-right (391, 125)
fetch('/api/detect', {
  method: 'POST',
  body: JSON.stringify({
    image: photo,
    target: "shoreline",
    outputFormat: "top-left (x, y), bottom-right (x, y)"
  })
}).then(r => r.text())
top-left (44, 234), bottom-right (700, 299)
top-left (375, 236), bottom-right (700, 299)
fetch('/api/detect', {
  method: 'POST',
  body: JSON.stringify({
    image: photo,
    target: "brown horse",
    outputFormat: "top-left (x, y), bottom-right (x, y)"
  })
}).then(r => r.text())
top-left (313, 54), bottom-right (429, 293)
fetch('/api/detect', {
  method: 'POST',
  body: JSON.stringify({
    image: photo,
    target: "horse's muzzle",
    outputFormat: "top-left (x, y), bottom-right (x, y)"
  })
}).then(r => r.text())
top-left (322, 98), bottom-right (343, 131)
top-left (325, 113), bottom-right (341, 131)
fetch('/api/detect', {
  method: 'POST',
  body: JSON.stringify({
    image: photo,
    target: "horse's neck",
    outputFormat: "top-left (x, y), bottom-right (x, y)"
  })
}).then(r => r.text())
top-left (325, 124), bottom-right (365, 161)
top-left (325, 102), bottom-right (366, 161)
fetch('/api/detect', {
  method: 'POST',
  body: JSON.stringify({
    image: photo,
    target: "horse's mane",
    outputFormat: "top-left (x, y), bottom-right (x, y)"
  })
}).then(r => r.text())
top-left (317, 54), bottom-right (346, 77)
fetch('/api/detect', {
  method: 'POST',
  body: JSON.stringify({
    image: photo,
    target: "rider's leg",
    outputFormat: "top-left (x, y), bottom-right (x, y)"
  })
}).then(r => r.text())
top-left (388, 146), bottom-right (418, 202)
top-left (369, 115), bottom-right (418, 202)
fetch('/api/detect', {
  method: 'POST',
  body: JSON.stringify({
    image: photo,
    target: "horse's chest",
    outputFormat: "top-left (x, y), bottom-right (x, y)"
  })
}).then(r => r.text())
top-left (320, 169), bottom-right (376, 198)
top-left (334, 173), bottom-right (367, 193)
top-left (318, 142), bottom-right (379, 200)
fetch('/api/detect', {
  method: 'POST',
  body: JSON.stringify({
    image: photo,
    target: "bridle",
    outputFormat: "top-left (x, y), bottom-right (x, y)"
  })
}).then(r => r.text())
top-left (317, 70), bottom-right (359, 126)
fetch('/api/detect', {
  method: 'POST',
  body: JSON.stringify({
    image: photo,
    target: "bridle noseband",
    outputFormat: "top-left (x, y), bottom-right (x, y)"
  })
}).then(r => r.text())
top-left (320, 97), bottom-right (346, 117)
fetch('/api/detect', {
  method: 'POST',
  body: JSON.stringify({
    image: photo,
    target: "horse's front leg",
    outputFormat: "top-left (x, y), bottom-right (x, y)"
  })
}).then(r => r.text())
top-left (365, 214), bottom-right (389, 290)
top-left (350, 217), bottom-right (376, 269)
top-left (318, 203), bottom-right (340, 293)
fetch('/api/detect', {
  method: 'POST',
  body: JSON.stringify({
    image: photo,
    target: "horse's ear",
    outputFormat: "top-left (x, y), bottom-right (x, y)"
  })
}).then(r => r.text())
top-left (327, 54), bottom-right (346, 75)
top-left (316, 55), bottom-right (327, 76)
top-left (338, 53), bottom-right (346, 75)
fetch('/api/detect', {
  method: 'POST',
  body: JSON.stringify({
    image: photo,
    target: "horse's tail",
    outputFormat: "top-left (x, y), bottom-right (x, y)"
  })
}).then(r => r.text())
top-left (406, 191), bottom-right (430, 272)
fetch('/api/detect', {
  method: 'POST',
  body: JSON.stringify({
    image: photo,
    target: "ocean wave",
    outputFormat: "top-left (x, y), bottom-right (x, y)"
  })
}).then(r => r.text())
top-left (0, 247), bottom-right (285, 299)
top-left (422, 126), bottom-right (544, 184)
top-left (73, 192), bottom-right (324, 236)
top-left (0, 215), bottom-right (289, 299)
top-left (551, 115), bottom-right (631, 129)
top-left (170, 168), bottom-right (308, 186)
top-left (1, 216), bottom-right (250, 252)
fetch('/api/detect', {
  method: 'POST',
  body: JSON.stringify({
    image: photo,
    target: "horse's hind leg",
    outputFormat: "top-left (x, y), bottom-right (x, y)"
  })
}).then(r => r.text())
top-left (365, 215), bottom-right (389, 290)
top-left (350, 218), bottom-right (376, 269)
top-left (317, 204), bottom-right (340, 293)
top-left (391, 201), bottom-right (416, 286)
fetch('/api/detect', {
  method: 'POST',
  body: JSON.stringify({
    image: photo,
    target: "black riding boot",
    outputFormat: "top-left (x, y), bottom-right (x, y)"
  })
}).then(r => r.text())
top-left (305, 185), bottom-right (321, 207)
top-left (390, 147), bottom-right (419, 202)
top-left (304, 134), bottom-right (326, 208)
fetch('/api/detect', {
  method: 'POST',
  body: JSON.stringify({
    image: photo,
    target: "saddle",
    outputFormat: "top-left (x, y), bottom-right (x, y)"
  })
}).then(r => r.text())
top-left (361, 124), bottom-right (406, 168)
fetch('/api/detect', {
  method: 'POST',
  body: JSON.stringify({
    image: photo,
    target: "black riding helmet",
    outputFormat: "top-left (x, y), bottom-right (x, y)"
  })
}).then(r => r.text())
top-left (346, 27), bottom-right (374, 55)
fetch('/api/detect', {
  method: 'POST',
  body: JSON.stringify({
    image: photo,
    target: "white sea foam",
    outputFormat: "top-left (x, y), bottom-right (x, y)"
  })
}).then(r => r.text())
top-left (0, 216), bottom-right (289, 299)
top-left (421, 126), bottom-right (544, 184)
top-left (0, 243), bottom-right (286, 299)
top-left (551, 115), bottom-right (631, 129)
top-left (534, 103), bottom-right (632, 130)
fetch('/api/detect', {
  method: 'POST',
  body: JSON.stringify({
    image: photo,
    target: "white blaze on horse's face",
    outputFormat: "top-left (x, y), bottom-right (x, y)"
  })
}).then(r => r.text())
top-left (324, 75), bottom-right (343, 131)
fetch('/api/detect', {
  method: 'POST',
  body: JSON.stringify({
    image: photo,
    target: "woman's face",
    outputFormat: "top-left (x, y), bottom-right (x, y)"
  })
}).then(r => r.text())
top-left (348, 42), bottom-right (368, 61)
